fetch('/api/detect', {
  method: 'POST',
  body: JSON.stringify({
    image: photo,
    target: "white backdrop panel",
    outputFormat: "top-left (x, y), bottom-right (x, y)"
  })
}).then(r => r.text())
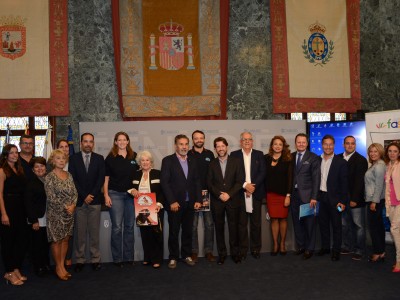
top-left (79, 120), bottom-right (306, 262)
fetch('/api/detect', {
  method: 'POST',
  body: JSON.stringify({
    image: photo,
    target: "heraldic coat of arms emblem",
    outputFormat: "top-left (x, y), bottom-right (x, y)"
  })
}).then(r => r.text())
top-left (302, 21), bottom-right (334, 66)
top-left (0, 16), bottom-right (26, 60)
top-left (149, 20), bottom-right (195, 71)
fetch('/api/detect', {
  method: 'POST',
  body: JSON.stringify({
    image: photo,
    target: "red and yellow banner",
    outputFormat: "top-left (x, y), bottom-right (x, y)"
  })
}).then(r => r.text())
top-left (113, 0), bottom-right (228, 119)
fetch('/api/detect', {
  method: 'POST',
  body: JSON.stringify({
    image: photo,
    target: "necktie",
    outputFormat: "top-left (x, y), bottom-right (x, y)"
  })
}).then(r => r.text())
top-left (85, 154), bottom-right (90, 172)
top-left (296, 153), bottom-right (302, 170)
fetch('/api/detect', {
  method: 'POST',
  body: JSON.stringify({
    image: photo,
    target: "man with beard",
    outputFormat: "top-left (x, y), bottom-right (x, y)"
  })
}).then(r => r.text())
top-left (68, 133), bottom-right (105, 272)
top-left (207, 137), bottom-right (245, 265)
top-left (188, 130), bottom-right (215, 263)
top-left (161, 134), bottom-right (202, 269)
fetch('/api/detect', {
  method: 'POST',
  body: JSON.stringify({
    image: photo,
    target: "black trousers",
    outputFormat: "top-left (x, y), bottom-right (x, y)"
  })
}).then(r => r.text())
top-left (0, 195), bottom-right (28, 272)
top-left (238, 198), bottom-right (262, 254)
top-left (167, 202), bottom-right (194, 260)
top-left (318, 192), bottom-right (342, 252)
top-left (140, 211), bottom-right (164, 264)
top-left (290, 189), bottom-right (317, 252)
top-left (30, 226), bottom-right (50, 270)
top-left (367, 201), bottom-right (386, 254)
top-left (212, 201), bottom-right (240, 257)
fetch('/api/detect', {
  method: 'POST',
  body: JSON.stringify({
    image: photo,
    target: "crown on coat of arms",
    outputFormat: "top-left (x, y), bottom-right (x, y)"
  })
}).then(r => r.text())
top-left (159, 20), bottom-right (184, 37)
top-left (308, 21), bottom-right (326, 34)
top-left (0, 15), bottom-right (26, 26)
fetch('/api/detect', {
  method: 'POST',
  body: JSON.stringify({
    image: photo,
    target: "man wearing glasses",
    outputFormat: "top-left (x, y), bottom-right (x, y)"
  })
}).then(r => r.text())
top-left (19, 134), bottom-right (35, 179)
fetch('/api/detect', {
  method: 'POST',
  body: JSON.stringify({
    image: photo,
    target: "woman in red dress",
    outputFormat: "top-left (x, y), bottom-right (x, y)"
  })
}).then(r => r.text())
top-left (265, 136), bottom-right (292, 255)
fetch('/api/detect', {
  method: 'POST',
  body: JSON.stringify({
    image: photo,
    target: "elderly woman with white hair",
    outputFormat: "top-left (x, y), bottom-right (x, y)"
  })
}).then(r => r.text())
top-left (130, 150), bottom-right (164, 268)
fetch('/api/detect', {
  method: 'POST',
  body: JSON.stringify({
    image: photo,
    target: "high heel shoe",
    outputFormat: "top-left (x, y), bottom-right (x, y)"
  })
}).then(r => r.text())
top-left (270, 246), bottom-right (279, 256)
top-left (55, 273), bottom-right (69, 281)
top-left (13, 269), bottom-right (27, 281)
top-left (368, 253), bottom-right (385, 263)
top-left (4, 272), bottom-right (24, 286)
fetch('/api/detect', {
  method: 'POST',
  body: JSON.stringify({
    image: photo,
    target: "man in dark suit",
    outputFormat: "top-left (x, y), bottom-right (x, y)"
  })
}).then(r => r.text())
top-left (291, 133), bottom-right (321, 260)
top-left (68, 133), bottom-right (105, 272)
top-left (317, 134), bottom-right (348, 261)
top-left (207, 137), bottom-right (245, 264)
top-left (161, 134), bottom-right (202, 269)
top-left (231, 132), bottom-right (266, 259)
top-left (340, 136), bottom-right (368, 260)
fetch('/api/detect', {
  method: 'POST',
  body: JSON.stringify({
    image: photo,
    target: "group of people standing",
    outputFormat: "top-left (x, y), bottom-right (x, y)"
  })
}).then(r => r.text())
top-left (1, 129), bottom-right (400, 286)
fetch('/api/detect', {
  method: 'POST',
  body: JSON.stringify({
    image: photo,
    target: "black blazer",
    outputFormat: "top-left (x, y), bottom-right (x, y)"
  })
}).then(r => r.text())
top-left (207, 156), bottom-right (245, 209)
top-left (160, 153), bottom-right (202, 209)
top-left (340, 151), bottom-right (368, 207)
top-left (68, 151), bottom-right (105, 206)
top-left (230, 149), bottom-right (266, 200)
top-left (320, 155), bottom-right (349, 206)
top-left (292, 150), bottom-right (321, 203)
top-left (131, 169), bottom-right (164, 206)
top-left (24, 175), bottom-right (47, 224)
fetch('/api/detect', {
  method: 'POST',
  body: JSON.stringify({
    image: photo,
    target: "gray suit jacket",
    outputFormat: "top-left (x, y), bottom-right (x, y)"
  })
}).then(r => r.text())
top-left (291, 150), bottom-right (321, 203)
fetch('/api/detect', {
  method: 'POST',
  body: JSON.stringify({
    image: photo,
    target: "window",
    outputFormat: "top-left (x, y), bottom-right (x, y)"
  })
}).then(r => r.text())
top-left (290, 113), bottom-right (347, 123)
top-left (0, 116), bottom-right (54, 156)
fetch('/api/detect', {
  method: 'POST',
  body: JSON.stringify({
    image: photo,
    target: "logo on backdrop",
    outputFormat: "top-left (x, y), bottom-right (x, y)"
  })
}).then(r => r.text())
top-left (103, 220), bottom-right (110, 228)
top-left (376, 119), bottom-right (400, 129)
top-left (148, 20), bottom-right (195, 71)
top-left (301, 21), bottom-right (334, 67)
top-left (0, 15), bottom-right (27, 60)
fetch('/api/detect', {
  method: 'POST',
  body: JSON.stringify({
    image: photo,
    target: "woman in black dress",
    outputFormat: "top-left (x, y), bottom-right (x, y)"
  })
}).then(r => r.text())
top-left (264, 136), bottom-right (292, 255)
top-left (24, 157), bottom-right (50, 277)
top-left (0, 144), bottom-right (28, 285)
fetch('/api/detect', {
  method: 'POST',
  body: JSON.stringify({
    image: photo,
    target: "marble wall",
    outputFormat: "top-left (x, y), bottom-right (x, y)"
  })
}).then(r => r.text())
top-left (59, 0), bottom-right (400, 142)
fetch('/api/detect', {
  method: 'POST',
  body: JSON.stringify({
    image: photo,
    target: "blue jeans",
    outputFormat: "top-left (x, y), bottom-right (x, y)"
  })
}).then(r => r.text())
top-left (108, 190), bottom-right (135, 263)
top-left (192, 210), bottom-right (214, 254)
top-left (342, 206), bottom-right (366, 255)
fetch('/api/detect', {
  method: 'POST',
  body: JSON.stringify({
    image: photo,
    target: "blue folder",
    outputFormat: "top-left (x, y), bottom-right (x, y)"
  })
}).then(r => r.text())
top-left (299, 202), bottom-right (320, 219)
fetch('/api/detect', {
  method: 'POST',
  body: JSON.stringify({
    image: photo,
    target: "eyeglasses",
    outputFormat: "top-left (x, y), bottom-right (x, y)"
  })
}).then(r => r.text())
top-left (241, 138), bottom-right (253, 142)
top-left (20, 142), bottom-right (34, 146)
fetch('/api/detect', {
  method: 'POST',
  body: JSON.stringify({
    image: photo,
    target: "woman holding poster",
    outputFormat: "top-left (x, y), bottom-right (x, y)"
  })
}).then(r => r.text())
top-left (130, 151), bottom-right (164, 269)
top-left (384, 142), bottom-right (400, 272)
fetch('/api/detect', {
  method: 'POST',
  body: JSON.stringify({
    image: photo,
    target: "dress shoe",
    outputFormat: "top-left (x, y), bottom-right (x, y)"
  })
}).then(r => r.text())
top-left (295, 249), bottom-right (305, 255)
top-left (113, 262), bottom-right (124, 268)
top-left (168, 259), bottom-right (177, 269)
top-left (340, 249), bottom-right (352, 255)
top-left (74, 263), bottom-right (84, 273)
top-left (184, 257), bottom-right (195, 266)
top-left (317, 249), bottom-right (330, 256)
top-left (331, 252), bottom-right (340, 261)
top-left (217, 256), bottom-right (226, 265)
top-left (279, 250), bottom-right (287, 256)
top-left (233, 255), bottom-right (242, 264)
top-left (251, 251), bottom-right (261, 259)
top-left (352, 254), bottom-right (362, 261)
top-left (191, 253), bottom-right (199, 263)
top-left (206, 252), bottom-right (216, 262)
top-left (92, 263), bottom-right (101, 271)
top-left (303, 251), bottom-right (313, 260)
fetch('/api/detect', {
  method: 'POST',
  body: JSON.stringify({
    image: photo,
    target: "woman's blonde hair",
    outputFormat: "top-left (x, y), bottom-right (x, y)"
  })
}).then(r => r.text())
top-left (367, 143), bottom-right (384, 164)
top-left (48, 149), bottom-right (68, 167)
